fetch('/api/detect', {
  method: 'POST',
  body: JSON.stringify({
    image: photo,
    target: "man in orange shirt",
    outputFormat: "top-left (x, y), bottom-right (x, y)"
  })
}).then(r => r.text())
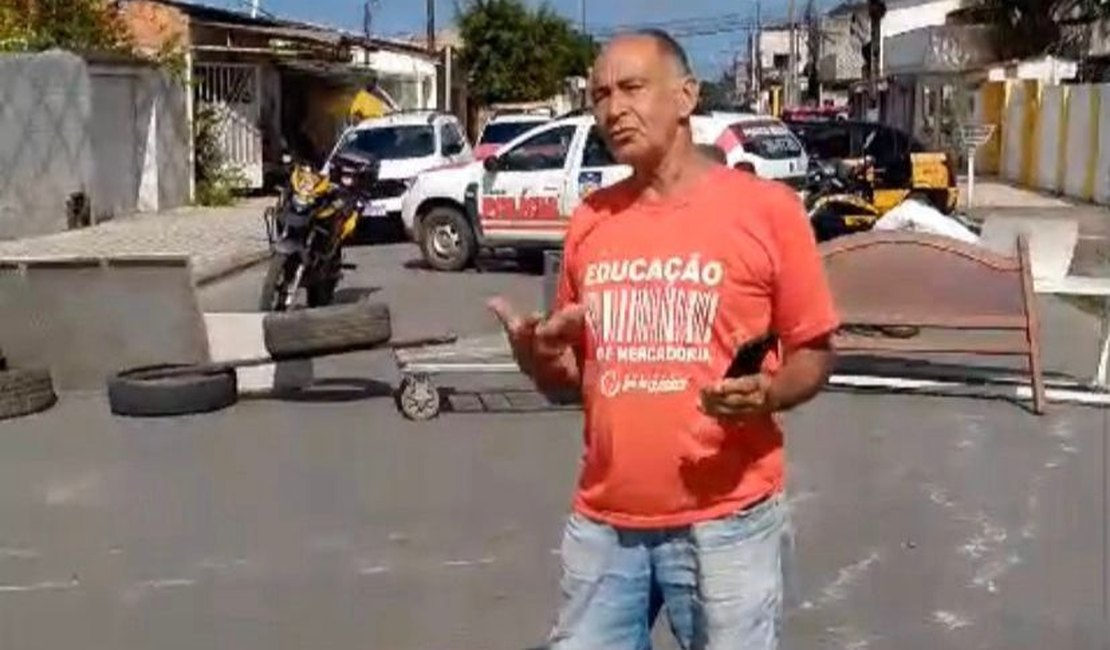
top-left (490, 30), bottom-right (838, 649)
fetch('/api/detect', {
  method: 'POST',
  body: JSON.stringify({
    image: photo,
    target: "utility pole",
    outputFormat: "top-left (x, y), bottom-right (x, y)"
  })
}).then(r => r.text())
top-left (251, 0), bottom-right (260, 18)
top-left (867, 0), bottom-right (886, 119)
top-left (787, 0), bottom-right (797, 108)
top-left (754, 0), bottom-right (763, 108)
top-left (580, 0), bottom-right (586, 32)
top-left (363, 0), bottom-right (373, 66)
top-left (805, 0), bottom-right (819, 104)
top-left (427, 0), bottom-right (436, 55)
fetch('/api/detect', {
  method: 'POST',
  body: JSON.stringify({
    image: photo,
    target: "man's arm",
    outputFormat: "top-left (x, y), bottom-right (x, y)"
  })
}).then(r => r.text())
top-left (765, 335), bottom-right (834, 413)
top-left (529, 304), bottom-right (588, 400)
top-left (531, 348), bottom-right (582, 396)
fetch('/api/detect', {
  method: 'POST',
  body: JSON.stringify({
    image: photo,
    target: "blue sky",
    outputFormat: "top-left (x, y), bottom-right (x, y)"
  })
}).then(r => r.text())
top-left (210, 0), bottom-right (827, 77)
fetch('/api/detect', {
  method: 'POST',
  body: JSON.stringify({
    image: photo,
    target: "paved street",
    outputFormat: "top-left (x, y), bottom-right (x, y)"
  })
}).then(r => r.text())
top-left (0, 198), bottom-right (272, 284)
top-left (0, 237), bottom-right (1107, 649)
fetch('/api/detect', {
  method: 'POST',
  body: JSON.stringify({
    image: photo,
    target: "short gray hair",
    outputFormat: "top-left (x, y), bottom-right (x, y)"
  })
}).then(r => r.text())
top-left (621, 29), bottom-right (693, 76)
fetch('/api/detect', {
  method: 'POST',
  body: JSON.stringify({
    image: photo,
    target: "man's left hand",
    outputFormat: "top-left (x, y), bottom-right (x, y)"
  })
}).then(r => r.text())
top-left (698, 375), bottom-right (775, 420)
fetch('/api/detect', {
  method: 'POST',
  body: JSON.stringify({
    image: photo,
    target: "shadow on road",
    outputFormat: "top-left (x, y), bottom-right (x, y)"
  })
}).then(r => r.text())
top-left (401, 254), bottom-right (547, 276)
top-left (245, 378), bottom-right (395, 404)
top-left (333, 286), bottom-right (382, 303)
top-left (830, 353), bottom-right (1088, 414)
top-left (440, 388), bottom-right (581, 415)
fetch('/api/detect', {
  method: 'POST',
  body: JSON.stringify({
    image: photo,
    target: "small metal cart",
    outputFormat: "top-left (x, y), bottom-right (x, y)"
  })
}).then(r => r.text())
top-left (391, 333), bottom-right (523, 420)
top-left (392, 250), bottom-right (567, 420)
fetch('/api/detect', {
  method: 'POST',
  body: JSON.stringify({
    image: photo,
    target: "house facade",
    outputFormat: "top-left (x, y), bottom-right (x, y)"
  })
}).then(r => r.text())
top-left (121, 0), bottom-right (441, 192)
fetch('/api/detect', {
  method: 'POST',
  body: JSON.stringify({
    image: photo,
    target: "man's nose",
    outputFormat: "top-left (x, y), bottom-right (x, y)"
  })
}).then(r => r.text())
top-left (603, 91), bottom-right (627, 124)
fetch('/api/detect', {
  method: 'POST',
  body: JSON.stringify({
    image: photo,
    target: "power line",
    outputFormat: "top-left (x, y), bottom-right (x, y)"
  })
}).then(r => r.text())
top-left (591, 11), bottom-right (792, 39)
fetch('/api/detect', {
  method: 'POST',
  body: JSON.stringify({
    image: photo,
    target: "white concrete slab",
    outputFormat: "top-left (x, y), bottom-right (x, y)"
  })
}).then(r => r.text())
top-left (203, 312), bottom-right (313, 394)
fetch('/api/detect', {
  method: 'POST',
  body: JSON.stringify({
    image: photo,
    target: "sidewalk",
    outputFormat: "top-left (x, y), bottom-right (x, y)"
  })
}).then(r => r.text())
top-left (960, 176), bottom-right (1110, 275)
top-left (0, 197), bottom-right (272, 284)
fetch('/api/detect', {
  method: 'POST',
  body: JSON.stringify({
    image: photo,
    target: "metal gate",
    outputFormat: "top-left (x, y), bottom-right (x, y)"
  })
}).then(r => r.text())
top-left (194, 63), bottom-right (264, 188)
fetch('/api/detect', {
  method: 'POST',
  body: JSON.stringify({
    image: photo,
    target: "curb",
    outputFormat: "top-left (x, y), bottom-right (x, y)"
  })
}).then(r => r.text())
top-left (196, 250), bottom-right (271, 287)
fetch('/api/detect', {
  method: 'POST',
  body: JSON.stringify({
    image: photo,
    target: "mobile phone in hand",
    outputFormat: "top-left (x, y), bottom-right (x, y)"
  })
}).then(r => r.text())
top-left (724, 332), bottom-right (777, 378)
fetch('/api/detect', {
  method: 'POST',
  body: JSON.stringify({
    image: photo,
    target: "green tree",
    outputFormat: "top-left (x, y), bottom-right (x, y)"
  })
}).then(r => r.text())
top-left (0, 0), bottom-right (131, 53)
top-left (960, 0), bottom-right (1110, 60)
top-left (457, 0), bottom-right (597, 105)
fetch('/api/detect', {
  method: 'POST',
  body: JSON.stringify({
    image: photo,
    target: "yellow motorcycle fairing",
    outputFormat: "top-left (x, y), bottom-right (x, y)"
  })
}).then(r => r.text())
top-left (811, 193), bottom-right (879, 216)
top-left (339, 211), bottom-right (359, 241)
top-left (811, 193), bottom-right (880, 228)
top-left (290, 165), bottom-right (330, 198)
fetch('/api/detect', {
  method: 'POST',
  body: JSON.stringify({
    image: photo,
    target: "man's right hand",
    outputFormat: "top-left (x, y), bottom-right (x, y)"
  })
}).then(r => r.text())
top-left (487, 297), bottom-right (544, 377)
top-left (488, 297), bottom-right (586, 387)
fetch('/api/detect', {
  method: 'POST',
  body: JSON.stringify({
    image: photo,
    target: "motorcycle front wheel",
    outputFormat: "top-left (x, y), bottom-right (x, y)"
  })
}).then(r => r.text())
top-left (259, 252), bottom-right (301, 312)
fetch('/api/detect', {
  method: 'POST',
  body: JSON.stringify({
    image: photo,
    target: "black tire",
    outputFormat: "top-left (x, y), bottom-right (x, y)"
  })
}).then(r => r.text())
top-left (420, 206), bottom-right (476, 272)
top-left (259, 253), bottom-right (299, 312)
top-left (107, 364), bottom-right (238, 418)
top-left (263, 301), bottom-right (392, 361)
top-left (306, 254), bottom-right (341, 308)
top-left (0, 368), bottom-right (57, 421)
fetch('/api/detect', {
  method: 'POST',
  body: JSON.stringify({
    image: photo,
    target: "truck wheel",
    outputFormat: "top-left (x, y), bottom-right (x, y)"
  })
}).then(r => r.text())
top-left (0, 368), bottom-right (57, 421)
top-left (107, 364), bottom-right (237, 418)
top-left (420, 207), bottom-right (476, 272)
top-left (263, 301), bottom-right (392, 361)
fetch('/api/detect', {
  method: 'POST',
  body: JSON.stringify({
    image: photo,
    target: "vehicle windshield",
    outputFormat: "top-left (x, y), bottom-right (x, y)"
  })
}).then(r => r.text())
top-left (731, 121), bottom-right (804, 160)
top-left (339, 125), bottom-right (436, 160)
top-left (480, 121), bottom-right (545, 145)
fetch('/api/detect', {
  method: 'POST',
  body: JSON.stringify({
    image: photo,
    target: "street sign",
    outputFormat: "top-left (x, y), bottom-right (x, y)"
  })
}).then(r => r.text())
top-left (957, 123), bottom-right (996, 208)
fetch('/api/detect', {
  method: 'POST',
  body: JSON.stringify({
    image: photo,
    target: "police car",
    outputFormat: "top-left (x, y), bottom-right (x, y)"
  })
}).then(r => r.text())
top-left (400, 111), bottom-right (802, 272)
top-left (325, 110), bottom-right (472, 225)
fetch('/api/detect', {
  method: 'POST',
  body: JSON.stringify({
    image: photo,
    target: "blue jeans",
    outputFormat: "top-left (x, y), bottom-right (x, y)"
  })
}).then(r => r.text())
top-left (547, 494), bottom-right (787, 650)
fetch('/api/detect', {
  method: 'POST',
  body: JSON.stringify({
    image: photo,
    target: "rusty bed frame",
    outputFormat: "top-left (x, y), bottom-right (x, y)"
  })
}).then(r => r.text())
top-left (819, 231), bottom-right (1046, 414)
top-left (394, 232), bottom-right (1055, 419)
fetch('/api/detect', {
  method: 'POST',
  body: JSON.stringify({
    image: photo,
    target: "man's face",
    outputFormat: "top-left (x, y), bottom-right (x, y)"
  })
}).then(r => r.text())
top-left (589, 37), bottom-right (698, 167)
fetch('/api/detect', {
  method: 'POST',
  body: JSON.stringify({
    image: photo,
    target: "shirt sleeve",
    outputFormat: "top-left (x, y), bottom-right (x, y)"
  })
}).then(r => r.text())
top-left (766, 183), bottom-right (841, 349)
top-left (553, 204), bottom-right (594, 313)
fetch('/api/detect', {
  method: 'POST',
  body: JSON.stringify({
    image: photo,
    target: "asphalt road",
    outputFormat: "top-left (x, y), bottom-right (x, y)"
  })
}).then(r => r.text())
top-left (0, 236), bottom-right (1107, 649)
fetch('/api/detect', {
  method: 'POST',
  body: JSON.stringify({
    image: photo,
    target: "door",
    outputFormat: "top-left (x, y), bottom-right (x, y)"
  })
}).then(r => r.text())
top-left (478, 123), bottom-right (578, 240)
top-left (565, 126), bottom-right (630, 216)
top-left (89, 72), bottom-right (140, 220)
top-left (194, 63), bottom-right (264, 188)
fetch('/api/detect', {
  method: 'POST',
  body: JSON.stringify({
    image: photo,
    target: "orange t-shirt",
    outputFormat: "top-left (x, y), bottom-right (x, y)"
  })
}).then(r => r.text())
top-left (555, 166), bottom-right (840, 529)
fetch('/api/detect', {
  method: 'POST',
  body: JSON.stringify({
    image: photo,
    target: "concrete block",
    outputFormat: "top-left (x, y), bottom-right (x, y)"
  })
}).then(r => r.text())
top-left (0, 255), bottom-right (209, 391)
top-left (203, 312), bottom-right (313, 394)
top-left (979, 215), bottom-right (1078, 282)
top-left (542, 249), bottom-right (562, 315)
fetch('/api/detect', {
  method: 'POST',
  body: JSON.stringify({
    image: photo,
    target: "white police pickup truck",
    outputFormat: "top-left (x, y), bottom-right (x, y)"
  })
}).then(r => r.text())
top-left (400, 111), bottom-right (799, 271)
top-left (326, 110), bottom-right (471, 229)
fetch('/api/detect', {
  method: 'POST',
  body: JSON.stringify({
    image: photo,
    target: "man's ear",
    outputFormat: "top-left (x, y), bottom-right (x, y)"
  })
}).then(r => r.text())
top-left (677, 77), bottom-right (700, 119)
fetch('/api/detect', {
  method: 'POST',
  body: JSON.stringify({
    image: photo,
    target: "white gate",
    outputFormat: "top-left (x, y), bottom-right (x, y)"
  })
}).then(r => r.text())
top-left (194, 63), bottom-right (264, 188)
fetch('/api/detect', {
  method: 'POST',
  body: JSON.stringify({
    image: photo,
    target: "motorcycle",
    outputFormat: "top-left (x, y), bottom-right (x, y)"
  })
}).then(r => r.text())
top-left (260, 151), bottom-right (379, 311)
top-left (803, 158), bottom-right (882, 243)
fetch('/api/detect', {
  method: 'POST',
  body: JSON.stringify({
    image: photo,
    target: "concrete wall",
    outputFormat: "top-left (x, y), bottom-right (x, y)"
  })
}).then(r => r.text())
top-left (980, 78), bottom-right (1110, 204)
top-left (0, 51), bottom-right (94, 240)
top-left (0, 51), bottom-right (189, 240)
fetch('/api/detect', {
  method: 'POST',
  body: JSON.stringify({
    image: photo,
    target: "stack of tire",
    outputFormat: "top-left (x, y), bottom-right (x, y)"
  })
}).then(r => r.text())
top-left (107, 302), bottom-right (393, 418)
top-left (0, 346), bottom-right (57, 422)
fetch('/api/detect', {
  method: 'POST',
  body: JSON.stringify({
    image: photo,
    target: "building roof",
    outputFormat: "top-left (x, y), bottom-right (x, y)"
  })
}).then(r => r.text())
top-left (144, 0), bottom-right (370, 48)
top-left (827, 0), bottom-right (867, 17)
